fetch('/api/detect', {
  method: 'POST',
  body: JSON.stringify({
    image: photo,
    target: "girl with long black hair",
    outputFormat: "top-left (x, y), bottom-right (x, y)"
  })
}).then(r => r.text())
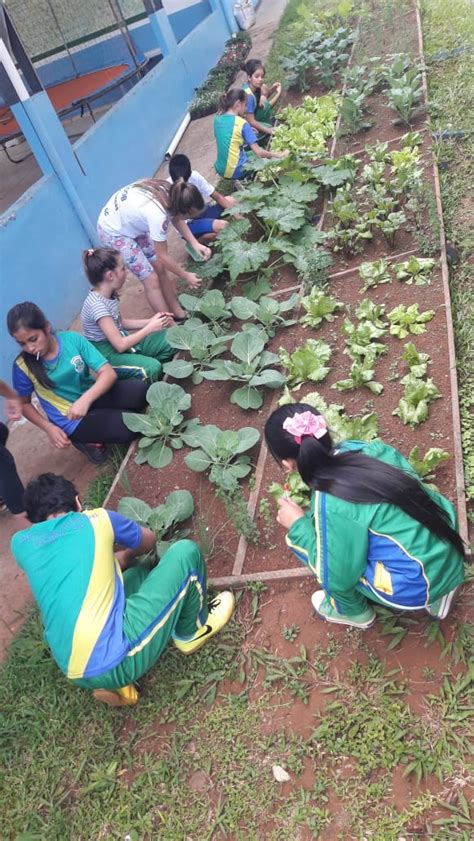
top-left (241, 59), bottom-right (281, 138)
top-left (7, 302), bottom-right (148, 464)
top-left (264, 403), bottom-right (465, 628)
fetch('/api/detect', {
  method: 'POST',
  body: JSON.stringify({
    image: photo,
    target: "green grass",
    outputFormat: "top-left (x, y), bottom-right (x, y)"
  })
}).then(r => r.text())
top-left (421, 0), bottom-right (474, 505)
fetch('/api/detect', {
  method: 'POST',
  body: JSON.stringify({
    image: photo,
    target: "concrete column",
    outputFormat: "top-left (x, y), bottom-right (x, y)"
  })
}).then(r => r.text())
top-left (208, 0), bottom-right (237, 36)
top-left (10, 92), bottom-right (97, 243)
top-left (147, 8), bottom-right (178, 57)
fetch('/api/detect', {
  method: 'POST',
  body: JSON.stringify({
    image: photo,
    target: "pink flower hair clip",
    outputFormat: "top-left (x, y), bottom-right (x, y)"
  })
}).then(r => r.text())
top-left (283, 411), bottom-right (327, 444)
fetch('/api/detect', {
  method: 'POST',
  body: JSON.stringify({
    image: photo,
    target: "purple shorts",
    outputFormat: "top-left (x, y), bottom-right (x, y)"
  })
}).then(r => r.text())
top-left (97, 225), bottom-right (156, 281)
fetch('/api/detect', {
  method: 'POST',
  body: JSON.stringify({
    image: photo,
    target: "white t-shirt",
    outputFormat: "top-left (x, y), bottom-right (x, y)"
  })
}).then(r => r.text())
top-left (98, 183), bottom-right (170, 242)
top-left (166, 170), bottom-right (215, 202)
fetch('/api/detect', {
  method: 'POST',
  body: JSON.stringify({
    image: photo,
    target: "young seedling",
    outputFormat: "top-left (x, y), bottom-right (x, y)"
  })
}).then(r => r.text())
top-left (299, 288), bottom-right (344, 329)
top-left (358, 259), bottom-right (391, 291)
top-left (123, 382), bottom-right (199, 468)
top-left (268, 472), bottom-right (311, 507)
top-left (229, 294), bottom-right (299, 338)
top-left (355, 299), bottom-right (387, 328)
top-left (387, 304), bottom-right (435, 338)
top-left (203, 327), bottom-right (285, 409)
top-left (341, 318), bottom-right (387, 358)
top-left (333, 351), bottom-right (384, 395)
top-left (394, 256), bottom-right (435, 285)
top-left (408, 446), bottom-right (449, 485)
top-left (279, 339), bottom-right (332, 389)
top-left (376, 210), bottom-right (407, 247)
top-left (182, 424), bottom-right (260, 493)
top-left (118, 490), bottom-right (194, 557)
top-left (390, 147), bottom-right (423, 191)
top-left (163, 321), bottom-right (229, 384)
top-left (401, 342), bottom-right (431, 377)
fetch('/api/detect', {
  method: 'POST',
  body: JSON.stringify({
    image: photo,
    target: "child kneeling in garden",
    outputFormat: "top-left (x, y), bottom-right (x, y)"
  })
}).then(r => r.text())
top-left (11, 473), bottom-right (235, 707)
top-left (81, 248), bottom-right (175, 382)
top-left (265, 404), bottom-right (465, 628)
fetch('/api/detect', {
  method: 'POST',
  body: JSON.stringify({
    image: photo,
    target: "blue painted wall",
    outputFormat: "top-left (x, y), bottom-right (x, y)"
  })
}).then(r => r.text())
top-left (0, 5), bottom-right (231, 384)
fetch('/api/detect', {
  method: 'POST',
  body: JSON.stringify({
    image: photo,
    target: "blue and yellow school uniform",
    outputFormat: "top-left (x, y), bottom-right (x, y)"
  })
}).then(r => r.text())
top-left (12, 332), bottom-right (108, 435)
top-left (286, 440), bottom-right (465, 616)
top-left (242, 83), bottom-right (274, 127)
top-left (214, 114), bottom-right (257, 179)
top-left (11, 510), bottom-right (209, 690)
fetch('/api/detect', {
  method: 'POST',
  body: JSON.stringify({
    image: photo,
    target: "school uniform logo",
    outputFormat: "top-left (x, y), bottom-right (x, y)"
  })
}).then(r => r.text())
top-left (70, 355), bottom-right (85, 373)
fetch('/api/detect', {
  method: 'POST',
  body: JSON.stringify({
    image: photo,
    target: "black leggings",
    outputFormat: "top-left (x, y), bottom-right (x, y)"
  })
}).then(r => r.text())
top-left (69, 380), bottom-right (148, 445)
top-left (0, 423), bottom-right (25, 514)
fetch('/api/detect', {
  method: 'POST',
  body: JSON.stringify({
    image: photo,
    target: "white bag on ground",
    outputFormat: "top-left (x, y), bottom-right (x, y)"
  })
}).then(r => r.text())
top-left (233, 1), bottom-right (256, 30)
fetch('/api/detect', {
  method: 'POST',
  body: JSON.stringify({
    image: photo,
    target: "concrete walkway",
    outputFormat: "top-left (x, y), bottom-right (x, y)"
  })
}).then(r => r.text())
top-left (0, 0), bottom-right (289, 660)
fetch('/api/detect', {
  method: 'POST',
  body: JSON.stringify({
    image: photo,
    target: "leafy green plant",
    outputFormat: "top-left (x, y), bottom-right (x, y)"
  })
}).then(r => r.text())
top-left (272, 94), bottom-right (339, 155)
top-left (123, 382), bottom-right (199, 468)
top-left (341, 318), bottom-right (387, 359)
top-left (390, 146), bottom-right (423, 190)
top-left (331, 221), bottom-right (373, 256)
top-left (358, 258), bottom-right (391, 291)
top-left (279, 339), bottom-right (332, 389)
top-left (339, 88), bottom-right (371, 134)
top-left (408, 446), bottom-right (449, 483)
top-left (182, 424), bottom-right (260, 492)
top-left (376, 210), bottom-right (407, 247)
top-left (330, 187), bottom-right (359, 227)
top-left (268, 471), bottom-right (311, 507)
top-left (393, 374), bottom-right (441, 426)
top-left (394, 256), bottom-right (436, 284)
top-left (295, 248), bottom-right (333, 291)
top-left (178, 290), bottom-right (232, 333)
top-left (401, 342), bottom-right (431, 377)
top-left (163, 321), bottom-right (229, 384)
top-left (215, 219), bottom-right (272, 283)
top-left (333, 353), bottom-right (384, 395)
top-left (278, 388), bottom-right (379, 442)
top-left (229, 294), bottom-right (299, 338)
top-left (203, 328), bottom-right (285, 409)
top-left (387, 304), bottom-right (435, 338)
top-left (385, 61), bottom-right (424, 125)
top-left (300, 288), bottom-right (343, 328)
top-left (365, 141), bottom-right (389, 162)
top-left (355, 299), bottom-right (387, 328)
top-left (118, 490), bottom-right (194, 557)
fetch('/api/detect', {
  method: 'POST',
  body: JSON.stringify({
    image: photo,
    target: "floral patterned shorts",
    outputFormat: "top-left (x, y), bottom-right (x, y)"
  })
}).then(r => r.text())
top-left (97, 225), bottom-right (156, 281)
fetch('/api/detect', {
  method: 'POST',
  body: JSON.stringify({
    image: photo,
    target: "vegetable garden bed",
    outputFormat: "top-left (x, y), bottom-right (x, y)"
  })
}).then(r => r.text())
top-left (108, 0), bottom-right (467, 586)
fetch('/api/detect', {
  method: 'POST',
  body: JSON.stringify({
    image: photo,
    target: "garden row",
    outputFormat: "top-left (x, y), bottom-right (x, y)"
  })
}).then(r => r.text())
top-left (109, 0), bottom-right (464, 581)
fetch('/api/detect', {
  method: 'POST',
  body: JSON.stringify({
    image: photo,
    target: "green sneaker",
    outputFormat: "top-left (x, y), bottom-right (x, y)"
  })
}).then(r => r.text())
top-left (173, 591), bottom-right (235, 655)
top-left (426, 585), bottom-right (461, 620)
top-left (311, 590), bottom-right (376, 629)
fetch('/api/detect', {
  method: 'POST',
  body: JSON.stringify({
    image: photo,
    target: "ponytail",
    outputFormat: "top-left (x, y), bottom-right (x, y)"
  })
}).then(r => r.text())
top-left (7, 302), bottom-right (54, 389)
top-left (265, 404), bottom-right (465, 557)
top-left (220, 87), bottom-right (247, 113)
top-left (134, 177), bottom-right (204, 217)
top-left (82, 247), bottom-right (121, 287)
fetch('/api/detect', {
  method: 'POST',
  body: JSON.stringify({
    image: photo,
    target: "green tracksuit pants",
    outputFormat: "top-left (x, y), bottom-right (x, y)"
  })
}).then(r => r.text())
top-left (91, 331), bottom-right (174, 383)
top-left (73, 540), bottom-right (207, 691)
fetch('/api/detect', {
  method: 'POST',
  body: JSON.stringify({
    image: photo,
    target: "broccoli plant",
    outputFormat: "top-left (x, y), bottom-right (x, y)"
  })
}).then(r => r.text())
top-left (300, 288), bottom-right (344, 328)
top-left (123, 382), bottom-right (199, 468)
top-left (163, 321), bottom-right (229, 385)
top-left (229, 294), bottom-right (299, 338)
top-left (393, 374), bottom-right (441, 426)
top-left (295, 247), bottom-right (333, 291)
top-left (401, 342), bottom-right (431, 378)
top-left (279, 339), bottom-right (332, 389)
top-left (202, 327), bottom-right (285, 409)
top-left (268, 472), bottom-right (311, 507)
top-left (394, 256), bottom-right (435, 285)
top-left (387, 304), bottom-right (435, 338)
top-left (118, 490), bottom-right (194, 557)
top-left (358, 258), bottom-right (391, 291)
top-left (182, 424), bottom-right (260, 493)
top-left (408, 446), bottom-right (450, 484)
top-left (178, 290), bottom-right (232, 333)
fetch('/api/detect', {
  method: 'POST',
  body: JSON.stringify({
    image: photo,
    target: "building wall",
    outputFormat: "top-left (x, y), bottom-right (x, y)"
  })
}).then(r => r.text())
top-left (0, 4), bottom-right (231, 383)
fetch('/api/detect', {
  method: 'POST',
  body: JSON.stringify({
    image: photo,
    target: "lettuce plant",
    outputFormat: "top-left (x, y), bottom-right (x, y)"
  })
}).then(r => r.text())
top-left (355, 299), bottom-right (387, 329)
top-left (358, 258), bottom-right (391, 291)
top-left (394, 256), bottom-right (435, 285)
top-left (341, 318), bottom-right (387, 359)
top-left (387, 304), bottom-right (435, 338)
top-left (393, 374), bottom-right (441, 426)
top-left (229, 294), bottom-right (299, 338)
top-left (401, 342), bottom-right (431, 378)
top-left (203, 328), bottom-right (285, 409)
top-left (123, 382), bottom-right (199, 469)
top-left (300, 288), bottom-right (344, 329)
top-left (182, 424), bottom-right (260, 493)
top-left (272, 94), bottom-right (339, 155)
top-left (408, 446), bottom-right (449, 484)
top-left (118, 490), bottom-right (194, 557)
top-left (279, 339), bottom-right (332, 389)
top-left (268, 472), bottom-right (310, 507)
top-left (163, 321), bottom-right (229, 385)
top-left (333, 352), bottom-right (384, 395)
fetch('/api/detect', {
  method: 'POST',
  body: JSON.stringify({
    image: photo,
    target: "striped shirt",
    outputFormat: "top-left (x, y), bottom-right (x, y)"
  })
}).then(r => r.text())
top-left (81, 290), bottom-right (123, 342)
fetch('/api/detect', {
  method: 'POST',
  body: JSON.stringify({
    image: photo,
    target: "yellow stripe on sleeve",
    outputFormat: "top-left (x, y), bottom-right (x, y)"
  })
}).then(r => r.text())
top-left (15, 356), bottom-right (72, 416)
top-left (224, 116), bottom-right (247, 178)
